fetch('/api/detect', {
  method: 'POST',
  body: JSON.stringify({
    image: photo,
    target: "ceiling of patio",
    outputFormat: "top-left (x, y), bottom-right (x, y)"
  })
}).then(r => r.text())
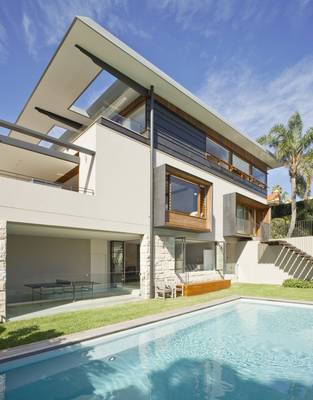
top-left (7, 222), bottom-right (141, 241)
top-left (0, 143), bottom-right (77, 181)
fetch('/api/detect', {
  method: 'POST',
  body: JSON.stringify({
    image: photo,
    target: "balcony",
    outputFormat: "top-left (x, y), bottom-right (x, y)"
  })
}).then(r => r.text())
top-left (224, 192), bottom-right (270, 240)
top-left (0, 169), bottom-right (94, 195)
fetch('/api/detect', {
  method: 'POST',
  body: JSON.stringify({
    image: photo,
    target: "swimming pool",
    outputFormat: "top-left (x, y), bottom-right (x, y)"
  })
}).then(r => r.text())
top-left (1, 299), bottom-right (313, 399)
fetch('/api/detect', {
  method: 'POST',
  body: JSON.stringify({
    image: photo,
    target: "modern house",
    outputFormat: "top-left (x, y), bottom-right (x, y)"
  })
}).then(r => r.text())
top-left (0, 17), bottom-right (279, 321)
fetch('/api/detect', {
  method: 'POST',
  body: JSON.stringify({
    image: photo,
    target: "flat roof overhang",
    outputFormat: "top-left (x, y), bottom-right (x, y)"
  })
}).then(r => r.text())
top-left (7, 222), bottom-right (141, 241)
top-left (11, 16), bottom-right (279, 169)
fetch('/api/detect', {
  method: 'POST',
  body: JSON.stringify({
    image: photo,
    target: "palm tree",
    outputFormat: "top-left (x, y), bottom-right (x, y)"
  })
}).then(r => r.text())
top-left (258, 112), bottom-right (313, 237)
top-left (299, 150), bottom-right (313, 204)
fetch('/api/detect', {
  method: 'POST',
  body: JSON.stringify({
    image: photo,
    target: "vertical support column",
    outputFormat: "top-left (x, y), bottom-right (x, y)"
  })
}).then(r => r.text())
top-left (140, 235), bottom-right (176, 299)
top-left (0, 221), bottom-right (7, 322)
top-left (149, 86), bottom-right (155, 298)
top-left (140, 234), bottom-right (150, 299)
top-left (90, 239), bottom-right (109, 290)
top-left (154, 236), bottom-right (175, 285)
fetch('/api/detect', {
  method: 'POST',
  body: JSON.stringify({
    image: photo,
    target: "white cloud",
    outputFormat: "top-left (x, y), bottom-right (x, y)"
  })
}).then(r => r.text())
top-left (22, 13), bottom-right (37, 57)
top-left (149, 0), bottom-right (312, 37)
top-left (21, 0), bottom-right (150, 58)
top-left (197, 57), bottom-right (313, 139)
top-left (0, 22), bottom-right (8, 63)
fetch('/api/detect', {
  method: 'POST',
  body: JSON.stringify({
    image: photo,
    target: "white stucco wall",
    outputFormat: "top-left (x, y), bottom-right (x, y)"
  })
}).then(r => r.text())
top-left (286, 237), bottom-right (313, 257)
top-left (236, 241), bottom-right (292, 284)
top-left (0, 123), bottom-right (266, 241)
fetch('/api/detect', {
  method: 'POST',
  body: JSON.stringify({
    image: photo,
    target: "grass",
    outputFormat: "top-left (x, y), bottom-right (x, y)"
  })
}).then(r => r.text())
top-left (1, 283), bottom-right (313, 350)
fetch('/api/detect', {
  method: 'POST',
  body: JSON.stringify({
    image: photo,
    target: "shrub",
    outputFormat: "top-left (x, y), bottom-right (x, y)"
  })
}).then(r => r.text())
top-left (283, 279), bottom-right (313, 289)
top-left (271, 218), bottom-right (289, 239)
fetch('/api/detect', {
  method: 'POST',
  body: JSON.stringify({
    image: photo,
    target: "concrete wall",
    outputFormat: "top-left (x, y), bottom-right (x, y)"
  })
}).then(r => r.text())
top-left (7, 235), bottom-right (91, 302)
top-left (236, 241), bottom-right (292, 284)
top-left (286, 237), bottom-right (313, 257)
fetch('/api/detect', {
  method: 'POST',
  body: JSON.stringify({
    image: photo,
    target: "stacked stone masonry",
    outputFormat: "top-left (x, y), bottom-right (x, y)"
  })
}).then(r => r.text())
top-left (140, 234), bottom-right (221, 299)
top-left (0, 221), bottom-right (6, 322)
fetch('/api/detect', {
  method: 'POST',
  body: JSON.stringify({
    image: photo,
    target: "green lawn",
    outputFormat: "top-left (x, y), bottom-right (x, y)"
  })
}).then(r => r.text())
top-left (1, 283), bottom-right (313, 351)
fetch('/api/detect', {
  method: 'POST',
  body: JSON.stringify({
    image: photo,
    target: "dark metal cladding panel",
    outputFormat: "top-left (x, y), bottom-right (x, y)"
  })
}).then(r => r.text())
top-left (154, 102), bottom-right (266, 197)
top-left (223, 193), bottom-right (237, 237)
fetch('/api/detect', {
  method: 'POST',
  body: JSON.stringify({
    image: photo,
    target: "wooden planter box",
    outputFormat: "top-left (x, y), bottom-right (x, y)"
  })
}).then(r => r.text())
top-left (177, 279), bottom-right (231, 297)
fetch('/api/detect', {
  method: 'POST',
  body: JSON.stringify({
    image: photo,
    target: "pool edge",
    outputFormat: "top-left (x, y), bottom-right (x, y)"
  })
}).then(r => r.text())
top-left (1, 295), bottom-right (313, 363)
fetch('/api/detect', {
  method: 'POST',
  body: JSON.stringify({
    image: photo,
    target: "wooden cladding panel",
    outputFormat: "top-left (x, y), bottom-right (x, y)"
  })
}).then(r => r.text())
top-left (177, 280), bottom-right (231, 296)
top-left (55, 165), bottom-right (79, 184)
top-left (166, 211), bottom-right (209, 232)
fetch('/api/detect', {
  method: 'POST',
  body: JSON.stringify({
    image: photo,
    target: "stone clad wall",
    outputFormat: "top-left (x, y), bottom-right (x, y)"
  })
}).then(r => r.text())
top-left (0, 221), bottom-right (6, 322)
top-left (140, 234), bottom-right (221, 299)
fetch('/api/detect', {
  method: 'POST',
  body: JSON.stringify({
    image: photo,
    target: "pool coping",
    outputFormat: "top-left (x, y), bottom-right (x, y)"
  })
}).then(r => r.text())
top-left (1, 295), bottom-right (313, 363)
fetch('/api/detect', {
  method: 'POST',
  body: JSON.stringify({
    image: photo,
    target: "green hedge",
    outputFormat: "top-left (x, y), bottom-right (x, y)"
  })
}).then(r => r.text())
top-left (283, 279), bottom-right (313, 288)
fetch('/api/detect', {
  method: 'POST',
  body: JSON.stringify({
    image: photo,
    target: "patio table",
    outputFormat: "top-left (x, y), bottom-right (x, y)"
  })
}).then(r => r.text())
top-left (24, 280), bottom-right (98, 301)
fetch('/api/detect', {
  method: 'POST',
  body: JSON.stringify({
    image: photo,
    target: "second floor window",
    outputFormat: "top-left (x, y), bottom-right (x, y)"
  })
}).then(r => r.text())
top-left (206, 138), bottom-right (229, 163)
top-left (167, 175), bottom-right (207, 218)
top-left (232, 154), bottom-right (250, 175)
top-left (252, 166), bottom-right (267, 184)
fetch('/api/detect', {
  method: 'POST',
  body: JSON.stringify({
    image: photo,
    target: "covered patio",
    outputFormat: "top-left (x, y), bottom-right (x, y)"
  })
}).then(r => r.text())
top-left (6, 222), bottom-right (142, 319)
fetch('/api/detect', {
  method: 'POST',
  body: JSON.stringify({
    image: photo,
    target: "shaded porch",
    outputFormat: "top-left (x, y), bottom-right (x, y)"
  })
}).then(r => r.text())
top-left (6, 223), bottom-right (142, 319)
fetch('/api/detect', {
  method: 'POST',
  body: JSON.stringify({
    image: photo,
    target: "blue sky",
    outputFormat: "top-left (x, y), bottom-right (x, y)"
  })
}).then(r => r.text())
top-left (1, 0), bottom-right (313, 194)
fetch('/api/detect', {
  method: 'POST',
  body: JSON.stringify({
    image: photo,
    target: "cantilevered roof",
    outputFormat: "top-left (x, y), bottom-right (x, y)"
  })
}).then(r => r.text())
top-left (12, 16), bottom-right (279, 168)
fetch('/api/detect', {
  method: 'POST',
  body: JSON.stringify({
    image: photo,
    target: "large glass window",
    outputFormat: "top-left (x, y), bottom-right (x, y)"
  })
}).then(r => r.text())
top-left (175, 238), bottom-right (215, 272)
top-left (252, 166), bottom-right (267, 184)
top-left (168, 176), bottom-right (206, 217)
top-left (232, 154), bottom-right (250, 175)
top-left (170, 176), bottom-right (199, 216)
top-left (114, 104), bottom-right (145, 133)
top-left (206, 138), bottom-right (229, 163)
top-left (236, 204), bottom-right (253, 234)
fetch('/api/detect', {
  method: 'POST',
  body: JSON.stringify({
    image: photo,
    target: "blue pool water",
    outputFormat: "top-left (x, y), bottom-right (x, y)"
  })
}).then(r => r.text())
top-left (1, 299), bottom-right (313, 399)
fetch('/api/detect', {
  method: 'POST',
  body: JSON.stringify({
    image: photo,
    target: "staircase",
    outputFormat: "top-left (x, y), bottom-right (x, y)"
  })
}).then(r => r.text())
top-left (262, 240), bottom-right (313, 280)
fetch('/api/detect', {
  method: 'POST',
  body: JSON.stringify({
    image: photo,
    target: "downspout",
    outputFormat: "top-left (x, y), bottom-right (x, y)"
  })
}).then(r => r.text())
top-left (149, 86), bottom-right (155, 298)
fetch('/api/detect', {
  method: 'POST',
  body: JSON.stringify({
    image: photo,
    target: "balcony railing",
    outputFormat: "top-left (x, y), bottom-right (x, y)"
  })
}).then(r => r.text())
top-left (0, 169), bottom-right (94, 195)
top-left (236, 217), bottom-right (253, 235)
top-left (206, 152), bottom-right (267, 191)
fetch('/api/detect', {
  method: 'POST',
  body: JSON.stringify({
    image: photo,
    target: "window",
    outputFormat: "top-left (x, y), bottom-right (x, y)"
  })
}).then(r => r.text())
top-left (236, 204), bottom-right (253, 234)
top-left (113, 104), bottom-right (145, 133)
top-left (232, 154), bottom-right (250, 175)
top-left (206, 138), bottom-right (229, 163)
top-left (175, 238), bottom-right (216, 272)
top-left (252, 166), bottom-right (266, 184)
top-left (168, 175), bottom-right (207, 218)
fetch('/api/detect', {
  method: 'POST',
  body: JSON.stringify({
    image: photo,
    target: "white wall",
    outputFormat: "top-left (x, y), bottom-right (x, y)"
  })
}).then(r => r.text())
top-left (286, 237), bottom-right (313, 257)
top-left (0, 123), bottom-right (267, 242)
top-left (90, 239), bottom-right (109, 284)
top-left (0, 124), bottom-right (150, 235)
top-left (7, 235), bottom-right (91, 301)
top-left (236, 241), bottom-right (292, 284)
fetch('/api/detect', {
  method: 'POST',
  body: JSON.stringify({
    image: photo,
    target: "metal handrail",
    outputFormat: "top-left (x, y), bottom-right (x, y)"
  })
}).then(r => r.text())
top-left (0, 169), bottom-right (94, 195)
